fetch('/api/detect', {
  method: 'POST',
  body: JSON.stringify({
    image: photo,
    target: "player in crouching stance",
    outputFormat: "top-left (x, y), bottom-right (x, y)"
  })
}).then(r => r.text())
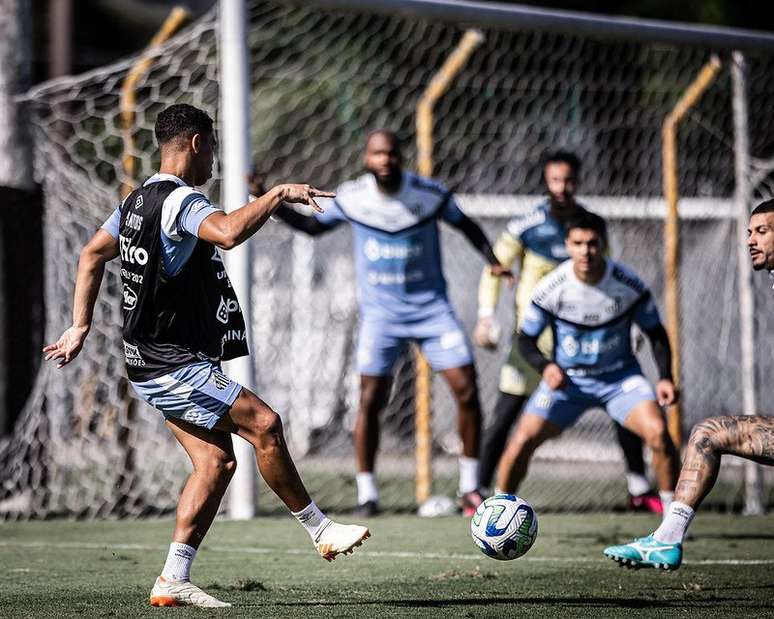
top-left (274, 129), bottom-right (511, 516)
top-left (43, 104), bottom-right (369, 608)
top-left (496, 212), bottom-right (680, 514)
top-left (604, 200), bottom-right (774, 571)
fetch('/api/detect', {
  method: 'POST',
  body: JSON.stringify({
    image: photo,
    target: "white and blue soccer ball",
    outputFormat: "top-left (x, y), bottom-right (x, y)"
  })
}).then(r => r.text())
top-left (470, 494), bottom-right (538, 560)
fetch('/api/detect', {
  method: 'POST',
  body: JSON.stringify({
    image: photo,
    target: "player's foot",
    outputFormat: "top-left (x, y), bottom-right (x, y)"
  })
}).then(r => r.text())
top-left (149, 576), bottom-right (231, 607)
top-left (603, 535), bottom-right (682, 571)
top-left (460, 489), bottom-right (485, 517)
top-left (314, 520), bottom-right (370, 562)
top-left (351, 499), bottom-right (380, 517)
top-left (628, 491), bottom-right (664, 514)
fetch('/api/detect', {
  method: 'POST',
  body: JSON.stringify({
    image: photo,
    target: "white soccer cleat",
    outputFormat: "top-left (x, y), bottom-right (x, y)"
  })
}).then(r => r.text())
top-left (314, 520), bottom-right (370, 562)
top-left (149, 576), bottom-right (231, 608)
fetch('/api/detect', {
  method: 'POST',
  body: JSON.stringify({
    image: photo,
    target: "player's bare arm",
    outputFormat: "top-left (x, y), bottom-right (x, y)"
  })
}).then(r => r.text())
top-left (198, 184), bottom-right (335, 249)
top-left (676, 415), bottom-right (774, 508)
top-left (43, 228), bottom-right (119, 368)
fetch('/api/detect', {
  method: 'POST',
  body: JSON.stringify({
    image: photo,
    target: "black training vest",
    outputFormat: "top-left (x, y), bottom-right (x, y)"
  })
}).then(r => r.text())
top-left (118, 179), bottom-right (248, 381)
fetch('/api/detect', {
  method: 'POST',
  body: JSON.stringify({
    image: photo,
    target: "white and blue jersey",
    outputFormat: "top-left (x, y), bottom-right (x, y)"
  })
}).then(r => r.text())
top-left (316, 172), bottom-right (473, 375)
top-left (521, 259), bottom-right (661, 375)
top-left (520, 259), bottom-right (662, 428)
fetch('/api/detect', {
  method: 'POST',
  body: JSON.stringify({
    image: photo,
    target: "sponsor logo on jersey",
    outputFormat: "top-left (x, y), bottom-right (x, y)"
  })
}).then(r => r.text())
top-left (561, 335), bottom-right (580, 357)
top-left (208, 369), bottom-right (231, 391)
top-left (366, 269), bottom-right (424, 286)
top-left (119, 235), bottom-right (149, 265)
top-left (134, 195), bottom-right (144, 209)
top-left (551, 243), bottom-right (569, 258)
top-left (221, 329), bottom-right (247, 345)
top-left (363, 238), bottom-right (424, 262)
top-left (216, 296), bottom-right (240, 324)
top-left (122, 284), bottom-right (138, 311)
top-left (125, 212), bottom-right (143, 231)
top-left (123, 341), bottom-right (146, 367)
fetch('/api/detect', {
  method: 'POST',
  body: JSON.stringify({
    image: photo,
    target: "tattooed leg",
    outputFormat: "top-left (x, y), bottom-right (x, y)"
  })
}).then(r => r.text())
top-left (675, 415), bottom-right (774, 510)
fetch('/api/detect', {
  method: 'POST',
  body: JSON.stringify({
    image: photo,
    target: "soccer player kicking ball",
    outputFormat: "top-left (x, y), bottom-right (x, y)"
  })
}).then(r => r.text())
top-left (495, 212), bottom-right (680, 514)
top-left (43, 104), bottom-right (370, 608)
top-left (604, 200), bottom-right (774, 571)
top-left (474, 151), bottom-right (658, 512)
top-left (274, 129), bottom-right (512, 517)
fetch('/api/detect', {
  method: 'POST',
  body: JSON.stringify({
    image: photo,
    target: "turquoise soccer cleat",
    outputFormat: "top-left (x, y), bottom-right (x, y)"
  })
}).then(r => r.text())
top-left (603, 535), bottom-right (682, 571)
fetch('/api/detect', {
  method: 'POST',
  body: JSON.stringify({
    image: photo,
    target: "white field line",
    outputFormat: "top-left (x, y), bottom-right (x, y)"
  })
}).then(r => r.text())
top-left (0, 540), bottom-right (772, 566)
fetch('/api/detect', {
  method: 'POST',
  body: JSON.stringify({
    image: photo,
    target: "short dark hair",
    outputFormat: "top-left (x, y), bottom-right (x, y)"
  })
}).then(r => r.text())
top-left (543, 150), bottom-right (581, 175)
top-left (752, 199), bottom-right (774, 216)
top-left (565, 210), bottom-right (608, 244)
top-left (154, 103), bottom-right (214, 146)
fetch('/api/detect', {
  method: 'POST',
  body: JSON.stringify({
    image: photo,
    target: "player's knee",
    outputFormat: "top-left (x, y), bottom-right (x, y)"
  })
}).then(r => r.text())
top-left (452, 379), bottom-right (479, 410)
top-left (248, 405), bottom-right (283, 443)
top-left (359, 383), bottom-right (389, 416)
top-left (198, 453), bottom-right (237, 482)
top-left (689, 418), bottom-right (724, 453)
top-left (642, 419), bottom-right (669, 453)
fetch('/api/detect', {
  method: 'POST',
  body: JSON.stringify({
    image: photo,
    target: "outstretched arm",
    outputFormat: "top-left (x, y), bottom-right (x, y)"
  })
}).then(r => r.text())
top-left (274, 204), bottom-right (336, 236)
top-left (197, 184), bottom-right (335, 250)
top-left (43, 229), bottom-right (119, 368)
top-left (451, 214), bottom-right (513, 281)
top-left (642, 323), bottom-right (678, 407)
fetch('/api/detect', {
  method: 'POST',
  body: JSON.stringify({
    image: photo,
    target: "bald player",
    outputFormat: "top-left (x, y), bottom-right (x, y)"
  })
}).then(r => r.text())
top-left (604, 199), bottom-right (774, 570)
top-left (272, 130), bottom-right (511, 516)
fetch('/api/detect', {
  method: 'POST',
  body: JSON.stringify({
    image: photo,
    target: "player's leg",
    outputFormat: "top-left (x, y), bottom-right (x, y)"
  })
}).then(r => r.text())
top-left (217, 388), bottom-right (370, 561)
top-left (605, 415), bottom-right (774, 570)
top-left (419, 309), bottom-right (482, 513)
top-left (621, 401), bottom-right (679, 498)
top-left (496, 378), bottom-right (585, 494)
top-left (150, 419), bottom-right (236, 607)
top-left (615, 422), bottom-right (661, 513)
top-left (479, 331), bottom-right (538, 491)
top-left (351, 318), bottom-right (403, 514)
top-left (496, 413), bottom-right (562, 494)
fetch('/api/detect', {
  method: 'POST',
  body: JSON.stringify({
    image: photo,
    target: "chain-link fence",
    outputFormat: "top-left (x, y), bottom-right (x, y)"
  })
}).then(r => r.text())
top-left (2, 0), bottom-right (773, 519)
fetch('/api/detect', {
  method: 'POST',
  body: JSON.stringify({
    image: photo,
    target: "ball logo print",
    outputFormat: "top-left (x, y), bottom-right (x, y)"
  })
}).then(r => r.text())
top-left (470, 495), bottom-right (538, 560)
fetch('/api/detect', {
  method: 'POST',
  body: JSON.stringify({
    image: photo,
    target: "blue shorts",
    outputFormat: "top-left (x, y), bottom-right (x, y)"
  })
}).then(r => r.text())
top-left (130, 361), bottom-right (242, 429)
top-left (523, 365), bottom-right (656, 430)
top-left (356, 307), bottom-right (474, 376)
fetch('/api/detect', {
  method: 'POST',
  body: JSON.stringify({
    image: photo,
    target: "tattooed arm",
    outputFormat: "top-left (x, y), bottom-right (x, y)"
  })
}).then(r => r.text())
top-left (675, 415), bottom-right (774, 509)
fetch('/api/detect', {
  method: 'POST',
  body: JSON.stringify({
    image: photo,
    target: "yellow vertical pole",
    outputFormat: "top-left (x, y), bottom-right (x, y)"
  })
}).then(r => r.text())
top-left (414, 30), bottom-right (484, 505)
top-left (119, 7), bottom-right (189, 198)
top-left (661, 55), bottom-right (721, 449)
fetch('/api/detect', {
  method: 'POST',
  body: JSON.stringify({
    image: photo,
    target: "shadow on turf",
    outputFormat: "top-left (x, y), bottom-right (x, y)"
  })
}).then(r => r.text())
top-left (268, 597), bottom-right (774, 610)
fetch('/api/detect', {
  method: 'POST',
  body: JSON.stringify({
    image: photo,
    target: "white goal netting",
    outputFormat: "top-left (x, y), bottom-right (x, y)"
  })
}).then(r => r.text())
top-left (2, 0), bottom-right (773, 519)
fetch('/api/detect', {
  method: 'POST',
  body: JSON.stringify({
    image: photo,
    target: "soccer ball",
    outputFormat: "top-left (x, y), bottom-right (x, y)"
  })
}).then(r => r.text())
top-left (470, 494), bottom-right (538, 560)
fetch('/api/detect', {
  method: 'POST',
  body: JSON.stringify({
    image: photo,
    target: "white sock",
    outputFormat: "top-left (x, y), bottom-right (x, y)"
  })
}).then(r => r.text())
top-left (356, 472), bottom-right (379, 505)
top-left (292, 501), bottom-right (330, 539)
top-left (626, 473), bottom-right (651, 497)
top-left (458, 457), bottom-right (480, 494)
top-left (653, 501), bottom-right (695, 544)
top-left (659, 491), bottom-right (674, 513)
top-left (161, 542), bottom-right (196, 582)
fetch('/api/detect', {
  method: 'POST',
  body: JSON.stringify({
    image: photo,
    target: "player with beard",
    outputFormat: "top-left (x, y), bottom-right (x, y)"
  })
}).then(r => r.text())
top-left (474, 152), bottom-right (656, 511)
top-left (272, 129), bottom-right (512, 516)
top-left (603, 200), bottom-right (774, 570)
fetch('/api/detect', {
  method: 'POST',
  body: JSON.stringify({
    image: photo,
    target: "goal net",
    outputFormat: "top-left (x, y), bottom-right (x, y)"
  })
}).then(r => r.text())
top-left (2, 0), bottom-right (773, 518)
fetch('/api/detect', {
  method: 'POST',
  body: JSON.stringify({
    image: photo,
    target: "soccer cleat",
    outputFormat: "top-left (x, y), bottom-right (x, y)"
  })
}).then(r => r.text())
top-left (603, 535), bottom-right (682, 571)
top-left (314, 520), bottom-right (370, 562)
top-left (351, 500), bottom-right (380, 518)
top-left (628, 491), bottom-right (664, 514)
top-left (149, 576), bottom-right (231, 607)
top-left (460, 489), bottom-right (485, 517)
